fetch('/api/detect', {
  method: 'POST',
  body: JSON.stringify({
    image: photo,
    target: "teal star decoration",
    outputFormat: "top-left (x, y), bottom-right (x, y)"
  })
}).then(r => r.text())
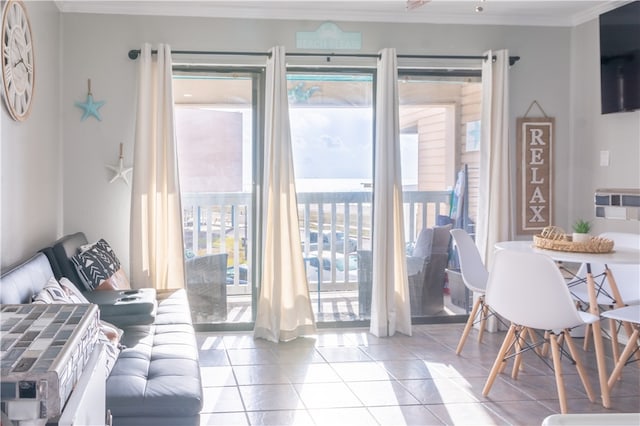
top-left (75, 79), bottom-right (105, 121)
top-left (75, 93), bottom-right (105, 121)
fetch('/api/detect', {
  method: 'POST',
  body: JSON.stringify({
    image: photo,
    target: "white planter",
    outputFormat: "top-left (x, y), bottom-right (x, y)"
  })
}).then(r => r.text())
top-left (572, 232), bottom-right (591, 243)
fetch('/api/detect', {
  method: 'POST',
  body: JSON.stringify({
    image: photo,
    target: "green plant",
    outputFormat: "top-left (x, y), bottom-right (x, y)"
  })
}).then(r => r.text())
top-left (572, 219), bottom-right (591, 234)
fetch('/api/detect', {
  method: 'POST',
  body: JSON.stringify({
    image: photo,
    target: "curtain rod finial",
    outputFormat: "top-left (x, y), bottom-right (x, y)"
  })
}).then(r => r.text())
top-left (128, 49), bottom-right (140, 60)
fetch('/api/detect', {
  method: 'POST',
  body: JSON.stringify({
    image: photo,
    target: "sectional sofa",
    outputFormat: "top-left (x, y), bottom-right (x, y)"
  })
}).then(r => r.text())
top-left (0, 232), bottom-right (203, 426)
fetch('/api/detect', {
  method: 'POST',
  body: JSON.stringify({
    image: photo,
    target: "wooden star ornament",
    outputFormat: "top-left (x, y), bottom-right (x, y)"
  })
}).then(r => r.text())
top-left (106, 143), bottom-right (133, 186)
top-left (75, 79), bottom-right (105, 121)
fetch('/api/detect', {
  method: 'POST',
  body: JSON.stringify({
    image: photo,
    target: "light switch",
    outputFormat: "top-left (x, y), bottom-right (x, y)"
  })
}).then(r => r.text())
top-left (600, 150), bottom-right (610, 166)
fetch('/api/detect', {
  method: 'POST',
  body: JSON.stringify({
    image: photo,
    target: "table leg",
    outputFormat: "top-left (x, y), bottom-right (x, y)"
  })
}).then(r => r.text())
top-left (586, 266), bottom-right (611, 408)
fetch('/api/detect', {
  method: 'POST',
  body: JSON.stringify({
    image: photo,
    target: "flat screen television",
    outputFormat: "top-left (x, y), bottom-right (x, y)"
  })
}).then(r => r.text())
top-left (599, 1), bottom-right (640, 114)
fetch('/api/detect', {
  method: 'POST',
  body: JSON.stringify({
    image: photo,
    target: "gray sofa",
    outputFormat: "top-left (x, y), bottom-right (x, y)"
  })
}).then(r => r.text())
top-left (1, 234), bottom-right (203, 426)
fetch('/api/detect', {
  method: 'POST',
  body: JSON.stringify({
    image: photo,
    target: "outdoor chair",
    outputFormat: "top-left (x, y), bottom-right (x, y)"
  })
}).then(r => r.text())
top-left (185, 253), bottom-right (228, 322)
top-left (407, 224), bottom-right (451, 316)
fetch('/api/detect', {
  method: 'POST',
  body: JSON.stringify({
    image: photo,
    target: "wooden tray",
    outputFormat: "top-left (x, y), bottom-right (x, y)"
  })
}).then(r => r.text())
top-left (533, 234), bottom-right (614, 253)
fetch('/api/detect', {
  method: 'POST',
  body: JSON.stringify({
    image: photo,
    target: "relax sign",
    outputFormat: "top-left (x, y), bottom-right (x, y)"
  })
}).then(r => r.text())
top-left (516, 117), bottom-right (554, 234)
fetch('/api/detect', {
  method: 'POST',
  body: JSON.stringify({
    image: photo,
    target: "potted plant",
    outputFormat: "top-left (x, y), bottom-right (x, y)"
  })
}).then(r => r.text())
top-left (572, 219), bottom-right (591, 243)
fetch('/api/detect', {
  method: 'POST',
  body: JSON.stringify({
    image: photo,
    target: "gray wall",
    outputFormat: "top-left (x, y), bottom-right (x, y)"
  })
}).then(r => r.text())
top-left (570, 20), bottom-right (640, 235)
top-left (2, 6), bottom-right (638, 269)
top-left (1, 1), bottom-right (61, 268)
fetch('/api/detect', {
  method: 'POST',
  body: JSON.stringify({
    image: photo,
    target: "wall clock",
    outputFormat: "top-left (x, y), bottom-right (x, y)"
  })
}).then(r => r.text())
top-left (1, 0), bottom-right (35, 121)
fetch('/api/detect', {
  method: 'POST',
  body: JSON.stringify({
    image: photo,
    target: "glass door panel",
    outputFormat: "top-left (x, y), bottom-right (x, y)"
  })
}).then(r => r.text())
top-left (288, 72), bottom-right (374, 323)
top-left (174, 72), bottom-right (258, 326)
top-left (398, 72), bottom-right (481, 319)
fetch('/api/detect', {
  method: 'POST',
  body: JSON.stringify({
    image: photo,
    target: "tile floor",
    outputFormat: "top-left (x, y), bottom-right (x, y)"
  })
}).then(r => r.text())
top-left (196, 323), bottom-right (640, 425)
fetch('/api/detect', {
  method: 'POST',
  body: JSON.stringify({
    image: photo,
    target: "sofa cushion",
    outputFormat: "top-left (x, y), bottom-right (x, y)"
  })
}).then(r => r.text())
top-left (106, 289), bottom-right (202, 420)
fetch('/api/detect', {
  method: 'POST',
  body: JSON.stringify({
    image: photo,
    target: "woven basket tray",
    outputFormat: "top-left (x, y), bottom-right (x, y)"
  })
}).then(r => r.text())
top-left (533, 234), bottom-right (614, 253)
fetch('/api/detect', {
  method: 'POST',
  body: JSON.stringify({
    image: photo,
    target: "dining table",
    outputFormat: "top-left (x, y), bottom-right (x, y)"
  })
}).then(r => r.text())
top-left (494, 239), bottom-right (640, 409)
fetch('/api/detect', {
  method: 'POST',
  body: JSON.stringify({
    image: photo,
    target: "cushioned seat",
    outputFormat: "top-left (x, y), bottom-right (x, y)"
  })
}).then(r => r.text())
top-left (106, 289), bottom-right (202, 425)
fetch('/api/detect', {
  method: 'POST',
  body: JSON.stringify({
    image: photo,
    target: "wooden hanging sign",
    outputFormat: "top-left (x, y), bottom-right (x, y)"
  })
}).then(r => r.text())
top-left (516, 101), bottom-right (554, 234)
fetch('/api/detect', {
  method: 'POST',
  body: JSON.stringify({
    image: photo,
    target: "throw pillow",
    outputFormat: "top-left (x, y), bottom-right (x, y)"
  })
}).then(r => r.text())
top-left (31, 277), bottom-right (123, 377)
top-left (58, 277), bottom-right (90, 303)
top-left (32, 277), bottom-right (74, 304)
top-left (94, 268), bottom-right (131, 291)
top-left (71, 239), bottom-right (130, 291)
top-left (412, 228), bottom-right (434, 259)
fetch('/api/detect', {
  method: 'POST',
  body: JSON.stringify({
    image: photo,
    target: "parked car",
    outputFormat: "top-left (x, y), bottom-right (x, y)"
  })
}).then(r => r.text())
top-left (305, 252), bottom-right (358, 283)
top-left (226, 264), bottom-right (248, 284)
top-left (305, 231), bottom-right (357, 253)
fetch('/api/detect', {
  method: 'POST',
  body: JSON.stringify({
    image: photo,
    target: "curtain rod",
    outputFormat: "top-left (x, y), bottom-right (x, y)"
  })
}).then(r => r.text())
top-left (127, 49), bottom-right (520, 66)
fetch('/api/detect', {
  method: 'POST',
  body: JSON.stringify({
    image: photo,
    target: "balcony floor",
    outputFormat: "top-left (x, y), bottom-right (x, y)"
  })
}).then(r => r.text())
top-left (198, 291), bottom-right (467, 324)
top-left (196, 323), bottom-right (640, 425)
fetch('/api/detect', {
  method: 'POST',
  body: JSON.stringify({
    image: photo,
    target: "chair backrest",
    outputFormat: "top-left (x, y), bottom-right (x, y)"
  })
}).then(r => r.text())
top-left (575, 232), bottom-right (640, 304)
top-left (450, 229), bottom-right (488, 293)
top-left (486, 249), bottom-right (587, 331)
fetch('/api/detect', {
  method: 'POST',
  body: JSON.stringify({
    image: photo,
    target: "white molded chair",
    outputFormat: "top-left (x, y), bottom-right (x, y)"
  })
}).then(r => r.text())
top-left (569, 232), bottom-right (640, 357)
top-left (600, 304), bottom-right (640, 391)
top-left (450, 229), bottom-right (491, 354)
top-left (482, 249), bottom-right (598, 414)
top-left (570, 232), bottom-right (640, 307)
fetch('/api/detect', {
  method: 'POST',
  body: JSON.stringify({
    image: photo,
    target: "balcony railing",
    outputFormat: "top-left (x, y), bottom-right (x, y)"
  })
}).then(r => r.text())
top-left (182, 190), bottom-right (452, 296)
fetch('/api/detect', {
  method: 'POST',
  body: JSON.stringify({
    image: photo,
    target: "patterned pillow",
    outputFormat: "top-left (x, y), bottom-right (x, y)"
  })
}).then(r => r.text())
top-left (71, 239), bottom-right (121, 291)
top-left (59, 277), bottom-right (90, 303)
top-left (32, 277), bottom-right (75, 304)
top-left (32, 277), bottom-right (123, 377)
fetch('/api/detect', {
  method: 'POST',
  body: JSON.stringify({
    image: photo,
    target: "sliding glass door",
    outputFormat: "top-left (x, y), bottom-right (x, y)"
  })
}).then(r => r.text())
top-left (173, 70), bottom-right (261, 328)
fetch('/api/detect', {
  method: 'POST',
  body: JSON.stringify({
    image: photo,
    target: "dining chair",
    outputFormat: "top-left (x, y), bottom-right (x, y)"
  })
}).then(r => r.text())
top-left (569, 232), bottom-right (640, 357)
top-left (570, 232), bottom-right (640, 307)
top-left (600, 304), bottom-right (640, 391)
top-left (482, 249), bottom-right (598, 414)
top-left (450, 229), bottom-right (491, 354)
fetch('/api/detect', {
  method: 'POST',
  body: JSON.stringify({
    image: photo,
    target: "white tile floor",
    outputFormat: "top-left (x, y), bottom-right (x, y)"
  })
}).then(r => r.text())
top-left (196, 323), bottom-right (640, 425)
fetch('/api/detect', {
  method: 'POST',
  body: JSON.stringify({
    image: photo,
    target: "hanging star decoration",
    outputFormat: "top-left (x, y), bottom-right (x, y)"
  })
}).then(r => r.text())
top-left (106, 143), bottom-right (133, 186)
top-left (75, 78), bottom-right (105, 121)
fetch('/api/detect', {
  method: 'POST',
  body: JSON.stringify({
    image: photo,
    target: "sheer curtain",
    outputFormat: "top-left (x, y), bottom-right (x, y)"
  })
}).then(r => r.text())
top-left (254, 46), bottom-right (316, 343)
top-left (476, 49), bottom-right (512, 270)
top-left (369, 48), bottom-right (412, 338)
top-left (130, 43), bottom-right (185, 290)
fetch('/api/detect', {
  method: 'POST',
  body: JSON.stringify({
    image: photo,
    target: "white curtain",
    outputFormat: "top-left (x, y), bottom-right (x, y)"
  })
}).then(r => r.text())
top-left (130, 44), bottom-right (185, 290)
top-left (369, 48), bottom-right (412, 338)
top-left (476, 49), bottom-right (512, 270)
top-left (254, 46), bottom-right (316, 342)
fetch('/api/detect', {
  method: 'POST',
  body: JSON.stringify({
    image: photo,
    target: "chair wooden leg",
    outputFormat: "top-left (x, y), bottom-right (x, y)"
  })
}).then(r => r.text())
top-left (512, 328), bottom-right (526, 379)
top-left (549, 332), bottom-right (569, 414)
top-left (607, 329), bottom-right (640, 390)
top-left (565, 330), bottom-right (595, 403)
top-left (609, 317), bottom-right (621, 362)
top-left (583, 323), bottom-right (591, 351)
top-left (526, 328), bottom-right (542, 357)
top-left (478, 301), bottom-right (489, 343)
top-left (456, 295), bottom-right (483, 355)
top-left (483, 324), bottom-right (517, 397)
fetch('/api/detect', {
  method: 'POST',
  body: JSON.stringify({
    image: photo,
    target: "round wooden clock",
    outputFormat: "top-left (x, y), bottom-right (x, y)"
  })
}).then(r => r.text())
top-left (1, 0), bottom-right (35, 121)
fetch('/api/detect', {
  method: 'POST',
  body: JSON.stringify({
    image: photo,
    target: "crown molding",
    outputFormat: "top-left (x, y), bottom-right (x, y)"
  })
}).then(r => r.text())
top-left (53, 1), bottom-right (625, 27)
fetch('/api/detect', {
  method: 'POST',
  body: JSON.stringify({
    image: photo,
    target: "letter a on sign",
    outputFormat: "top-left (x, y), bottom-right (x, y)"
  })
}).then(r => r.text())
top-left (516, 117), bottom-right (554, 234)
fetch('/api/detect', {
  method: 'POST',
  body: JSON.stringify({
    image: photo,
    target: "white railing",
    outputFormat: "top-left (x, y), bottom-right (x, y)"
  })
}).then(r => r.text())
top-left (182, 190), bottom-right (451, 295)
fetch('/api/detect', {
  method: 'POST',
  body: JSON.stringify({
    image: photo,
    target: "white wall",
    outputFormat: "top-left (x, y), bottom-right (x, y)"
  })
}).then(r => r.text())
top-left (570, 19), bottom-right (640, 235)
top-left (60, 13), bottom-right (577, 270)
top-left (3, 9), bottom-right (637, 269)
top-left (1, 1), bottom-right (61, 269)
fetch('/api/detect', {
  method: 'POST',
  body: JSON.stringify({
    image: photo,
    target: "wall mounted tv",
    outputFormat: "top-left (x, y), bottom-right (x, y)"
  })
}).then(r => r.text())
top-left (599, 0), bottom-right (640, 114)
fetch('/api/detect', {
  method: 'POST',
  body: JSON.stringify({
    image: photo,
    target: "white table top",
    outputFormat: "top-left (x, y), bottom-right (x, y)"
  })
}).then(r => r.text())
top-left (495, 240), bottom-right (640, 265)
